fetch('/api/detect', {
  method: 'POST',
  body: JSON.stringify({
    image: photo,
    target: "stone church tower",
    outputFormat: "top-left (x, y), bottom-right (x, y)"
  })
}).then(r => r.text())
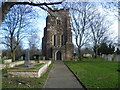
top-left (42, 9), bottom-right (74, 60)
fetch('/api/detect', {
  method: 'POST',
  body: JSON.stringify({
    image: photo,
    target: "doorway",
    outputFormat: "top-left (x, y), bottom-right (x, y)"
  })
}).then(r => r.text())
top-left (56, 51), bottom-right (62, 60)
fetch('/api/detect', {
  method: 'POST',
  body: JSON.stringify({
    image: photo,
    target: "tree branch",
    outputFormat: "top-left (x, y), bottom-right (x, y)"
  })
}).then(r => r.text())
top-left (1, 0), bottom-right (65, 23)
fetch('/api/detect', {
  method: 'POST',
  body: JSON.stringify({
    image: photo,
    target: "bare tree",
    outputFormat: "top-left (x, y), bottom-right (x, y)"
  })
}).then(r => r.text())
top-left (27, 33), bottom-right (41, 59)
top-left (101, 1), bottom-right (119, 21)
top-left (28, 33), bottom-right (40, 50)
top-left (0, 5), bottom-right (34, 62)
top-left (15, 41), bottom-right (23, 60)
top-left (0, 0), bottom-right (65, 22)
top-left (69, 2), bottom-right (95, 60)
top-left (101, 1), bottom-right (120, 49)
top-left (89, 12), bottom-right (112, 58)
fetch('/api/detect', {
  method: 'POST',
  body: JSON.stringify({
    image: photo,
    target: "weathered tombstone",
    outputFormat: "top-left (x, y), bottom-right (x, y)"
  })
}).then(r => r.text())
top-left (21, 56), bottom-right (23, 60)
top-left (25, 49), bottom-right (30, 67)
top-left (115, 55), bottom-right (120, 62)
top-left (105, 55), bottom-right (108, 61)
top-left (108, 55), bottom-right (112, 61)
top-left (118, 55), bottom-right (120, 62)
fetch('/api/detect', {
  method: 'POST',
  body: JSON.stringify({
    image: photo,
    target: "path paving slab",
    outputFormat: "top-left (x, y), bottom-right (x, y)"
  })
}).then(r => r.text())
top-left (44, 61), bottom-right (84, 88)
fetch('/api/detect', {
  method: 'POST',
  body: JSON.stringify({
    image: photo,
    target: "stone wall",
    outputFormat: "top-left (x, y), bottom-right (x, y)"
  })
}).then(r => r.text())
top-left (0, 61), bottom-right (25, 70)
top-left (0, 60), bottom-right (45, 70)
top-left (38, 60), bottom-right (51, 77)
top-left (101, 54), bottom-right (120, 62)
top-left (8, 61), bottom-right (52, 78)
top-left (4, 59), bottom-right (12, 64)
top-left (8, 70), bottom-right (38, 77)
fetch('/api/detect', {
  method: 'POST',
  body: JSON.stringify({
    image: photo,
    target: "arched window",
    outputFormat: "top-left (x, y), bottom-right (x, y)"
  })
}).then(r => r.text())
top-left (61, 35), bottom-right (64, 46)
top-left (50, 48), bottom-right (52, 58)
top-left (52, 35), bottom-right (56, 46)
top-left (57, 20), bottom-right (61, 25)
top-left (54, 35), bottom-right (56, 46)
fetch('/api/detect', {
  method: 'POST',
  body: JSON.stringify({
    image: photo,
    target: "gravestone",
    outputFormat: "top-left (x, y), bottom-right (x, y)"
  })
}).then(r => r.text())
top-left (107, 55), bottom-right (112, 61)
top-left (21, 56), bottom-right (23, 60)
top-left (25, 49), bottom-right (30, 67)
top-left (115, 55), bottom-right (120, 62)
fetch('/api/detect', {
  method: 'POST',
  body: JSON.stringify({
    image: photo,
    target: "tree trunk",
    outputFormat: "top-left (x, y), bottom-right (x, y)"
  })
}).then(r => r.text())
top-left (94, 46), bottom-right (98, 58)
top-left (96, 47), bottom-right (98, 58)
top-left (1, 2), bottom-right (16, 23)
top-left (78, 48), bottom-right (82, 61)
top-left (94, 51), bottom-right (97, 58)
top-left (11, 50), bottom-right (15, 62)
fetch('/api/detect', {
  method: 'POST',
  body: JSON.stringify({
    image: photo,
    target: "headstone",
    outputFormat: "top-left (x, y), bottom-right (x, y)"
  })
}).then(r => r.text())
top-left (115, 55), bottom-right (120, 62)
top-left (25, 49), bottom-right (30, 67)
top-left (108, 55), bottom-right (112, 61)
top-left (21, 56), bottom-right (23, 60)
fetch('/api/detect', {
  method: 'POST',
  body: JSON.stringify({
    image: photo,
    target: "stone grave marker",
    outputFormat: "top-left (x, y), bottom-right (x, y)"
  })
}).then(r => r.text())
top-left (25, 49), bottom-right (30, 67)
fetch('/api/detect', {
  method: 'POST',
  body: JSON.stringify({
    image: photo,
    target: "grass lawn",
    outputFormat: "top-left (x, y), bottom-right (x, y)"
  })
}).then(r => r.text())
top-left (64, 58), bottom-right (119, 88)
top-left (34, 63), bottom-right (44, 67)
top-left (2, 62), bottom-right (54, 88)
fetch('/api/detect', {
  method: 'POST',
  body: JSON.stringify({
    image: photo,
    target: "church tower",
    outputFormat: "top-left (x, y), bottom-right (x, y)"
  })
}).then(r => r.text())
top-left (42, 9), bottom-right (74, 60)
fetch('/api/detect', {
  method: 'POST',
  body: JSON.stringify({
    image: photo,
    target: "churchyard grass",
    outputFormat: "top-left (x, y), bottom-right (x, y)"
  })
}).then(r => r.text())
top-left (34, 63), bottom-right (44, 67)
top-left (2, 62), bottom-right (54, 88)
top-left (0, 59), bottom-right (4, 63)
top-left (15, 63), bottom-right (44, 67)
top-left (2, 69), bottom-right (7, 74)
top-left (64, 58), bottom-right (119, 88)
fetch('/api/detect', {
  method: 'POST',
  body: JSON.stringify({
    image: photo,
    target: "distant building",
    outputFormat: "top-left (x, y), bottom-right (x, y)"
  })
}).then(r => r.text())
top-left (42, 9), bottom-right (74, 60)
top-left (83, 54), bottom-right (92, 58)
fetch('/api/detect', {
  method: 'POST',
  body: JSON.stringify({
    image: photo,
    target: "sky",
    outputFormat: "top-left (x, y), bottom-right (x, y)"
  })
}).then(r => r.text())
top-left (29, 7), bottom-right (47, 49)
top-left (0, 1), bottom-right (119, 50)
top-left (97, 3), bottom-right (118, 36)
top-left (21, 6), bottom-right (47, 49)
top-left (32, 2), bottom-right (118, 49)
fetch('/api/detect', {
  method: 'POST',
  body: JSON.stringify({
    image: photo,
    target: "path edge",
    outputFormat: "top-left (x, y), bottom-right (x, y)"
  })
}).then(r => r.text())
top-left (43, 61), bottom-right (54, 88)
top-left (64, 62), bottom-right (88, 90)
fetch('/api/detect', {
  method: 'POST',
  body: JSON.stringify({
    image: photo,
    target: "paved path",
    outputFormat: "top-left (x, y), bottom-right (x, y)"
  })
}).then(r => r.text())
top-left (44, 61), bottom-right (83, 88)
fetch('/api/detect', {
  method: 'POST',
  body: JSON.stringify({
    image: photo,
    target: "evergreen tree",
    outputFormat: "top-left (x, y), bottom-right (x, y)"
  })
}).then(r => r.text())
top-left (98, 43), bottom-right (115, 55)
top-left (98, 43), bottom-right (109, 55)
top-left (116, 48), bottom-right (120, 55)
top-left (108, 44), bottom-right (115, 54)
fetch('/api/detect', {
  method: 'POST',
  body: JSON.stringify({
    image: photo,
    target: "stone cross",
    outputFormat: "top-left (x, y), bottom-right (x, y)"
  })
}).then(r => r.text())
top-left (25, 49), bottom-right (30, 67)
